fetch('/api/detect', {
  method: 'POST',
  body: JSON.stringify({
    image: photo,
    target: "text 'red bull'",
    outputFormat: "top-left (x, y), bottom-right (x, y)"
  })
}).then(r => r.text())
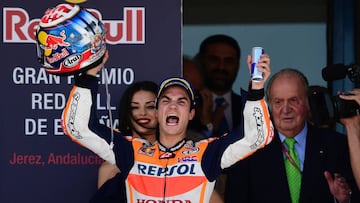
top-left (3, 7), bottom-right (145, 44)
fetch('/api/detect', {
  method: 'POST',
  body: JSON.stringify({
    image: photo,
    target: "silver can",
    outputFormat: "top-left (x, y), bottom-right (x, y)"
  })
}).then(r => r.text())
top-left (251, 47), bottom-right (264, 82)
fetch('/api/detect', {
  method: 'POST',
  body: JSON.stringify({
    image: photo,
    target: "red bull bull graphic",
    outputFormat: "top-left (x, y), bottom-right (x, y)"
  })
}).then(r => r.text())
top-left (38, 30), bottom-right (70, 51)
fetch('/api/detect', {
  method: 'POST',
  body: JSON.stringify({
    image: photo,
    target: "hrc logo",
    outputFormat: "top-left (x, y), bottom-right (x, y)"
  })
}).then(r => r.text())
top-left (177, 155), bottom-right (197, 163)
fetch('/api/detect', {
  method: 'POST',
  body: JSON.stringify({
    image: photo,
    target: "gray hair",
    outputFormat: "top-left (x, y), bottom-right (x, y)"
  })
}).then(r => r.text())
top-left (266, 68), bottom-right (309, 102)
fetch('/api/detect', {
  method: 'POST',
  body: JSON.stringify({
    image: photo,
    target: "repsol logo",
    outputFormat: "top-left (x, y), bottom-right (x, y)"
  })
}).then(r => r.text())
top-left (137, 163), bottom-right (195, 176)
top-left (64, 54), bottom-right (82, 68)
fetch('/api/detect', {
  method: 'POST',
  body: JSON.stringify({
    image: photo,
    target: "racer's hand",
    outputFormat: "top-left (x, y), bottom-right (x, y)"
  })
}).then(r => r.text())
top-left (247, 54), bottom-right (271, 90)
top-left (86, 50), bottom-right (109, 76)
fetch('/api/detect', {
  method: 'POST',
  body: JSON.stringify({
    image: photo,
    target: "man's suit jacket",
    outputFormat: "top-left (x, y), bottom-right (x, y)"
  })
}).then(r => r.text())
top-left (224, 123), bottom-right (359, 203)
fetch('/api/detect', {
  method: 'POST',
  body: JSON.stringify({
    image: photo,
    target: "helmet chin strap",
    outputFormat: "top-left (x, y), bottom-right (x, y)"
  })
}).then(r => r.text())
top-left (102, 65), bottom-right (114, 150)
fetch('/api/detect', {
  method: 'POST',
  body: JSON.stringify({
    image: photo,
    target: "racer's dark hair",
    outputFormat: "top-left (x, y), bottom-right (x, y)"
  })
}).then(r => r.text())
top-left (118, 81), bottom-right (158, 136)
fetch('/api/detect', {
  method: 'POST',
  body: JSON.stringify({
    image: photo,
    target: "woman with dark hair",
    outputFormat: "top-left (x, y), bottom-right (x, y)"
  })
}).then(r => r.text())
top-left (117, 81), bottom-right (158, 141)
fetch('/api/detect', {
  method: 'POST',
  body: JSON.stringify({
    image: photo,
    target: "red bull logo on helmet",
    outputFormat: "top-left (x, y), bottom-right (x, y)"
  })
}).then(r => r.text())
top-left (35, 3), bottom-right (107, 75)
top-left (37, 30), bottom-right (70, 56)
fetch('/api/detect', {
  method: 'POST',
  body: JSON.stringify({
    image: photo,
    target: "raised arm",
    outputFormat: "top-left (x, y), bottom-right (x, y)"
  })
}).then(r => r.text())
top-left (61, 51), bottom-right (116, 164)
top-left (220, 54), bottom-right (274, 168)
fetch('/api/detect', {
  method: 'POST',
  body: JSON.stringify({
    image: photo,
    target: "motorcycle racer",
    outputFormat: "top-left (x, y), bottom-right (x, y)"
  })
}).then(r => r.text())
top-left (62, 51), bottom-right (273, 202)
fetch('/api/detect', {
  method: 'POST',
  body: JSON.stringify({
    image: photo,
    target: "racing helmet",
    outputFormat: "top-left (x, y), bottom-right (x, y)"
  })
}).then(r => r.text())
top-left (36, 3), bottom-right (107, 75)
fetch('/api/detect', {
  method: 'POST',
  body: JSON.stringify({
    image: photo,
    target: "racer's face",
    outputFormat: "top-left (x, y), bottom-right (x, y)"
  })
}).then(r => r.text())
top-left (156, 86), bottom-right (195, 139)
top-left (130, 90), bottom-right (157, 141)
top-left (201, 43), bottom-right (239, 94)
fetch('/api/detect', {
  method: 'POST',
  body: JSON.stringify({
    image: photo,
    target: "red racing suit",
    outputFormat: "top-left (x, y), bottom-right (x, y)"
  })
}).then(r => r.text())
top-left (62, 74), bottom-right (274, 203)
